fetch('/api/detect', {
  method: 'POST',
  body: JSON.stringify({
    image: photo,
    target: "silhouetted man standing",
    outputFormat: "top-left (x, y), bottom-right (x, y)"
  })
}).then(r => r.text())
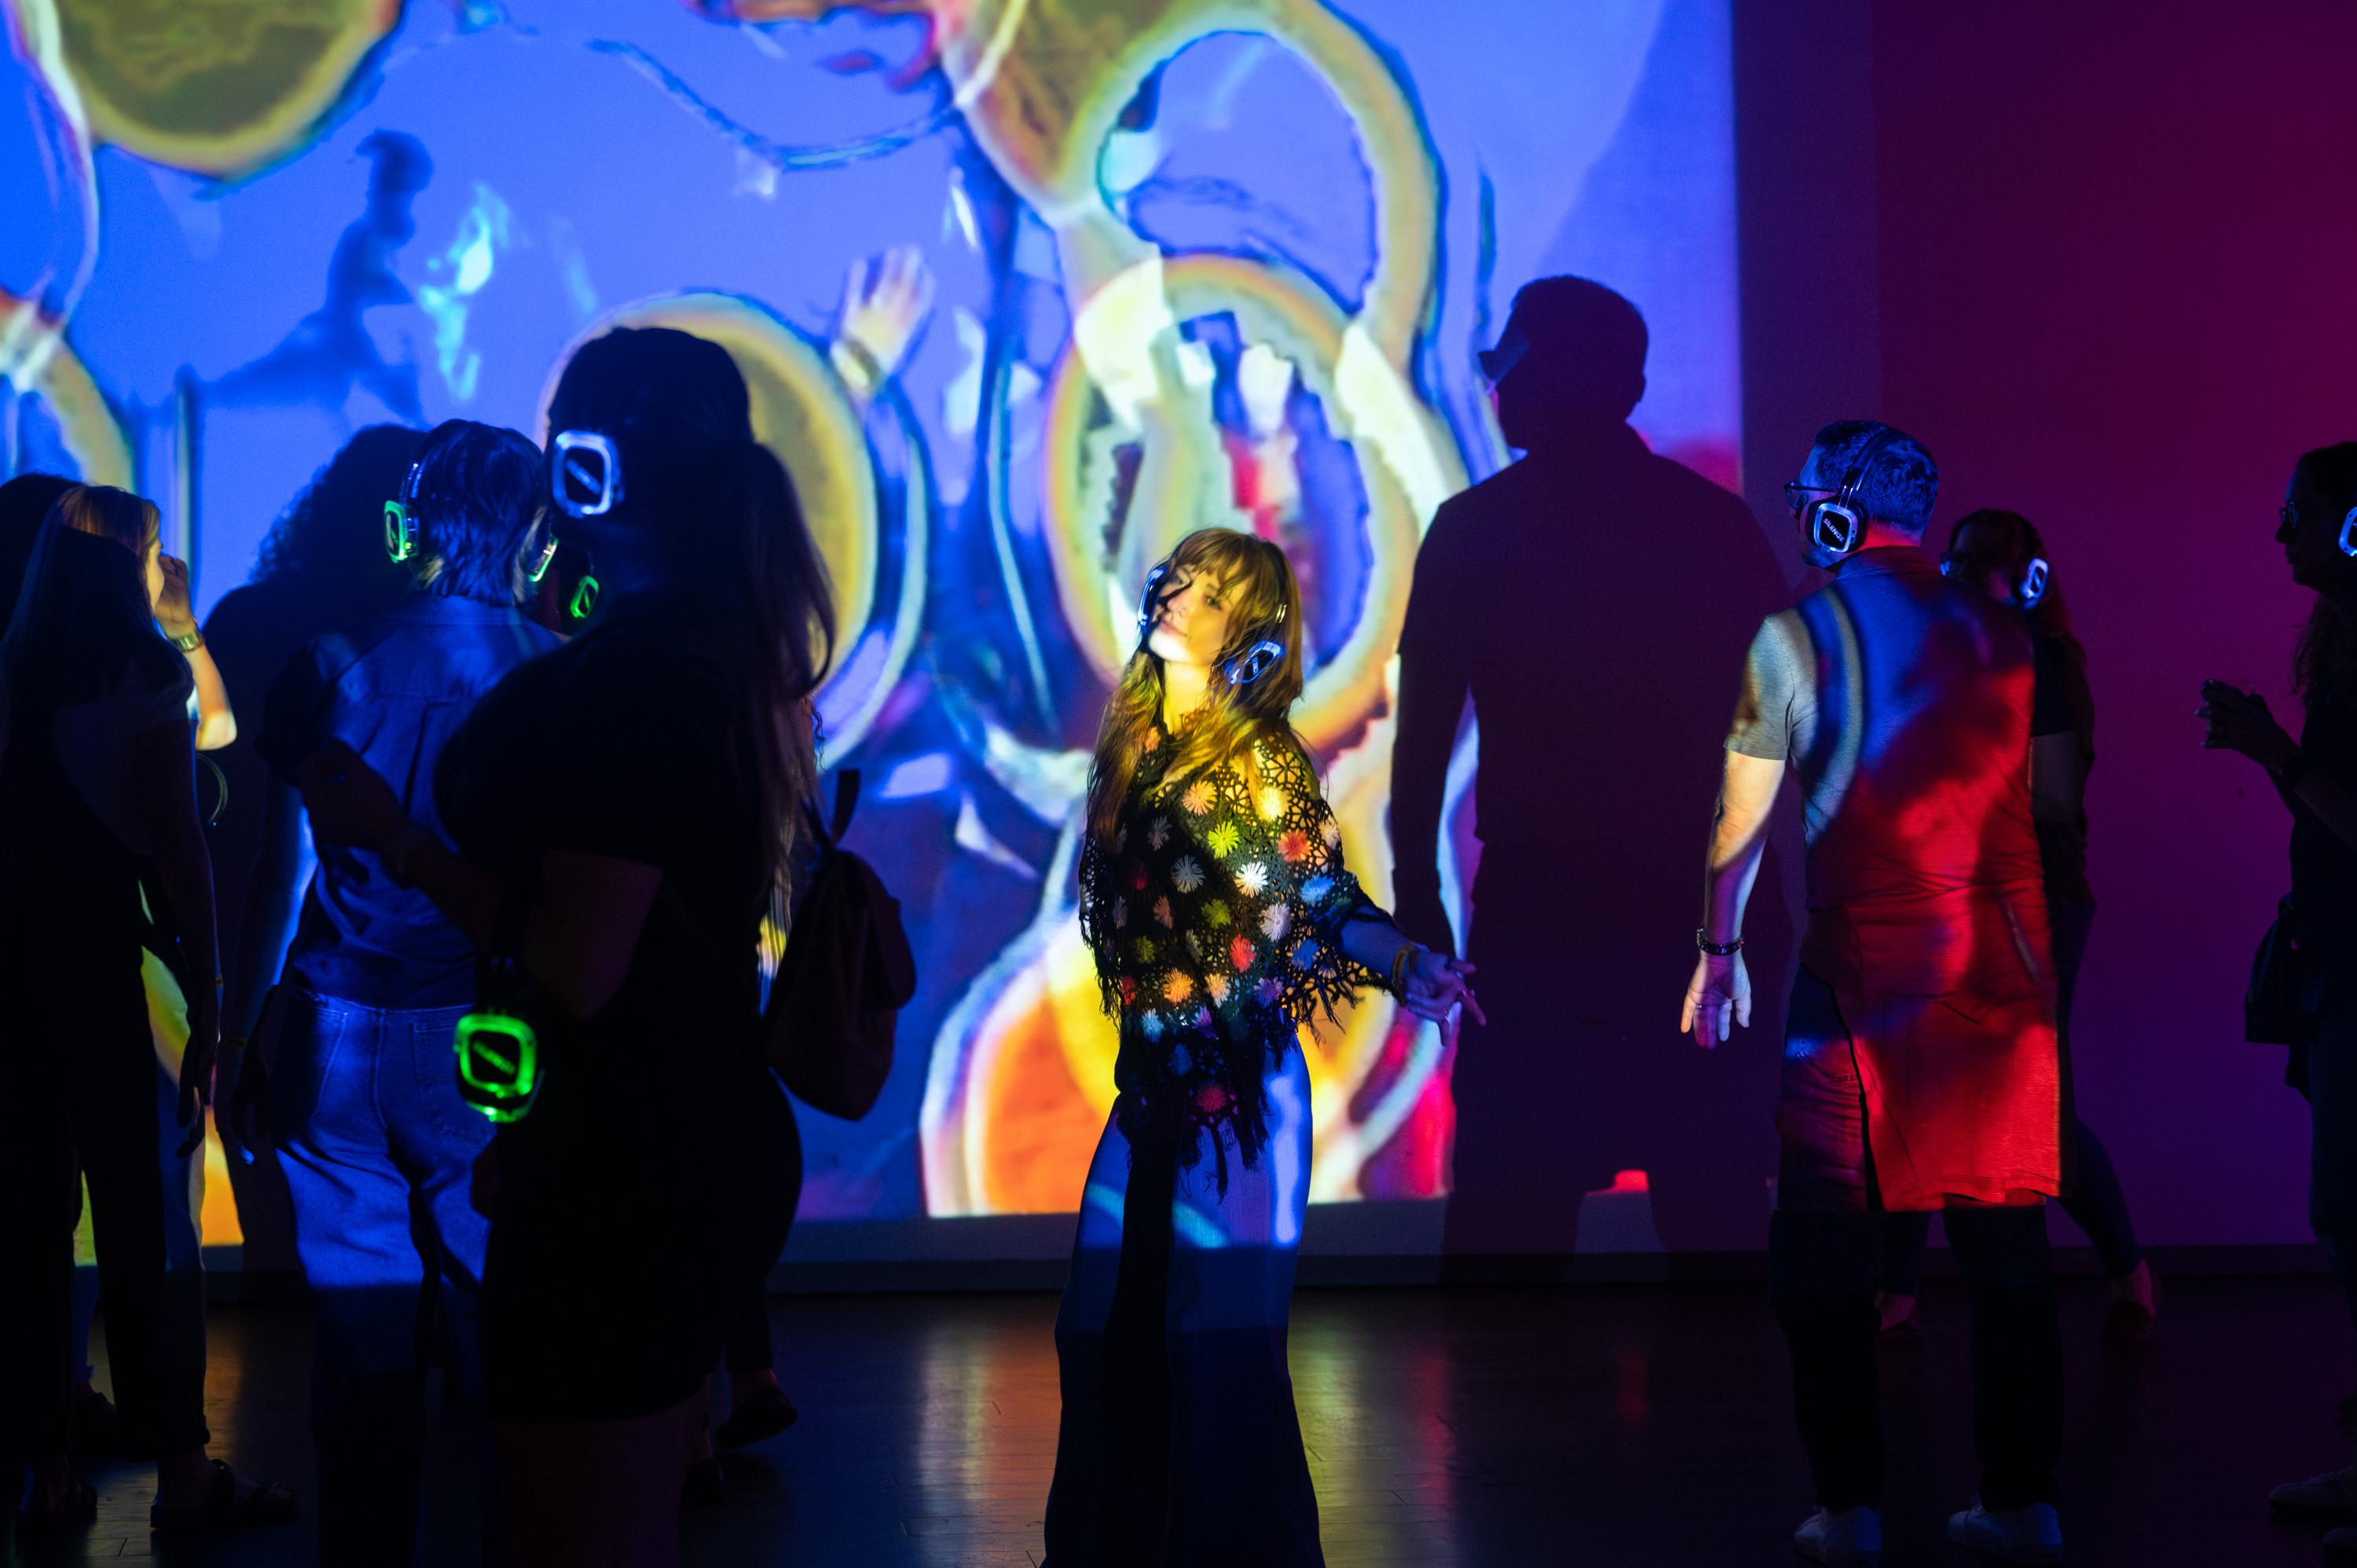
top-left (1392, 277), bottom-right (1789, 1263)
top-left (1683, 420), bottom-right (2066, 1564)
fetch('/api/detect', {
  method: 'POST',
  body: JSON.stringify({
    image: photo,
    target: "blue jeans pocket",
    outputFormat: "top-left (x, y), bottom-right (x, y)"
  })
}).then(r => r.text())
top-left (269, 991), bottom-right (354, 1135)
top-left (407, 1006), bottom-right (491, 1145)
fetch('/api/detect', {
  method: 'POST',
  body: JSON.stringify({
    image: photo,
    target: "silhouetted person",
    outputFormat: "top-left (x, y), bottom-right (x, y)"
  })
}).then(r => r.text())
top-left (1683, 421), bottom-right (2066, 1563)
top-left (1, 486), bottom-right (297, 1533)
top-left (2201, 443), bottom-right (2357, 1541)
top-left (200, 426), bottom-right (424, 1270)
top-left (1392, 277), bottom-right (1790, 1264)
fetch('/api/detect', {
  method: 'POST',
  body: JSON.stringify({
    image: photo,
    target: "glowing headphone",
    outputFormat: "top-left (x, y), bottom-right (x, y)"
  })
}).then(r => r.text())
top-left (1939, 518), bottom-right (2051, 609)
top-left (383, 460), bottom-right (423, 564)
top-left (1136, 562), bottom-right (1289, 687)
top-left (550, 429), bottom-right (621, 518)
top-left (1804, 426), bottom-right (1906, 560)
top-left (2344, 499), bottom-right (2357, 559)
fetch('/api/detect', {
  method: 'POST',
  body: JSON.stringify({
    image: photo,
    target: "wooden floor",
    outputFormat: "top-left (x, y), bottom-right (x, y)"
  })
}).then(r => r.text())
top-left (9, 1276), bottom-right (2355, 1566)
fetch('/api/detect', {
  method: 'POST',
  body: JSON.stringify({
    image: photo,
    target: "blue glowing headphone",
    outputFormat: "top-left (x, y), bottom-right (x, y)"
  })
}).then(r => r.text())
top-left (551, 429), bottom-right (622, 518)
top-left (1939, 517), bottom-right (2051, 609)
top-left (384, 460), bottom-right (423, 564)
top-left (1805, 426), bottom-right (1905, 560)
top-left (2344, 503), bottom-right (2357, 559)
top-left (1136, 562), bottom-right (1288, 687)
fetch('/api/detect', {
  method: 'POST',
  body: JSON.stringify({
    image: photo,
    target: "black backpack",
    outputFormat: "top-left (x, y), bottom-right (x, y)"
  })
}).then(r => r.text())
top-left (766, 771), bottom-right (915, 1120)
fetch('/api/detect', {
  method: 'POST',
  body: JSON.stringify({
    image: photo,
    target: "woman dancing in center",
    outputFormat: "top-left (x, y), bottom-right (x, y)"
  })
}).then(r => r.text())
top-left (1044, 529), bottom-right (1480, 1566)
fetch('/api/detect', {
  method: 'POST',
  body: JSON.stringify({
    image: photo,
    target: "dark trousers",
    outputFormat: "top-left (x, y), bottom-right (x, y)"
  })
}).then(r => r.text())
top-left (2306, 959), bottom-right (2357, 1333)
top-left (0, 945), bottom-right (210, 1464)
top-left (1774, 1206), bottom-right (2063, 1511)
top-left (273, 992), bottom-right (494, 1568)
top-left (1772, 968), bottom-right (2063, 1512)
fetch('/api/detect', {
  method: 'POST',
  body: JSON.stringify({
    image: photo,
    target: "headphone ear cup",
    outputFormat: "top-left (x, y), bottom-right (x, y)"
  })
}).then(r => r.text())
top-left (2341, 507), bottom-right (2357, 559)
top-left (1138, 564), bottom-right (1170, 637)
top-left (1225, 639), bottom-right (1285, 687)
top-left (384, 500), bottom-right (416, 564)
top-left (1808, 499), bottom-right (1860, 558)
top-left (2018, 557), bottom-right (2049, 607)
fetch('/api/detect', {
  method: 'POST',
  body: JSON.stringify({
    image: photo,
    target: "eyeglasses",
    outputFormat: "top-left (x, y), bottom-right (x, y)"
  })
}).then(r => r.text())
top-left (2282, 504), bottom-right (2309, 531)
top-left (1783, 480), bottom-right (1836, 519)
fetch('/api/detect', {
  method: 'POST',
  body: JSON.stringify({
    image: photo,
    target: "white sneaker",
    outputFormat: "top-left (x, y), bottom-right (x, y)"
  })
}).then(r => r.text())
top-left (1948, 1497), bottom-right (2062, 1563)
top-left (2272, 1464), bottom-right (2357, 1515)
top-left (1794, 1505), bottom-right (1882, 1564)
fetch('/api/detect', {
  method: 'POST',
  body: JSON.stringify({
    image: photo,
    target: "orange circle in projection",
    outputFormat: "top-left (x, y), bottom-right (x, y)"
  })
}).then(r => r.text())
top-left (53, 0), bottom-right (403, 178)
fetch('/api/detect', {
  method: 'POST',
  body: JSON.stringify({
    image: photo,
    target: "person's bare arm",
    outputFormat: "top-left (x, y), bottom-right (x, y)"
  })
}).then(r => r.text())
top-left (2201, 681), bottom-right (2357, 852)
top-left (182, 641), bottom-right (236, 752)
top-left (154, 555), bottom-right (235, 750)
top-left (130, 720), bottom-right (221, 1137)
top-left (227, 777), bottom-right (313, 1041)
top-left (1681, 749), bottom-right (1786, 1050)
top-left (390, 837), bottom-right (660, 1020)
top-left (1388, 534), bottom-right (1471, 954)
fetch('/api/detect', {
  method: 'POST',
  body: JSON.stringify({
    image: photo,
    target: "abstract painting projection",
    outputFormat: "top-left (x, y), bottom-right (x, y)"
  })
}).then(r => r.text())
top-left (3, 0), bottom-right (1739, 1224)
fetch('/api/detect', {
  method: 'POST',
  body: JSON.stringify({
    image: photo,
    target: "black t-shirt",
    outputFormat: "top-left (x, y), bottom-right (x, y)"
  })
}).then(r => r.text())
top-left (2029, 631), bottom-right (2096, 907)
top-left (2294, 696), bottom-right (2357, 942)
top-left (434, 603), bottom-right (769, 1137)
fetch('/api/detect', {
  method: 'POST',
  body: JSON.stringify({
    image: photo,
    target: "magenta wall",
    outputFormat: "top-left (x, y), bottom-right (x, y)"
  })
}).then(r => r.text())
top-left (1792, 2), bottom-right (2357, 1247)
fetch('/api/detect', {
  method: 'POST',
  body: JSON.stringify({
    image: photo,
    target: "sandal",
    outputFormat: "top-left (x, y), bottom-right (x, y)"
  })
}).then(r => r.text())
top-left (714, 1385), bottom-right (800, 1450)
top-left (149, 1460), bottom-right (299, 1534)
top-left (21, 1468), bottom-right (98, 1530)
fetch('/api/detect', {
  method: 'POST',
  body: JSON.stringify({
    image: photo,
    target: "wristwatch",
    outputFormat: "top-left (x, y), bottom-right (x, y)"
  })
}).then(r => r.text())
top-left (1695, 928), bottom-right (1744, 957)
top-left (167, 628), bottom-right (203, 653)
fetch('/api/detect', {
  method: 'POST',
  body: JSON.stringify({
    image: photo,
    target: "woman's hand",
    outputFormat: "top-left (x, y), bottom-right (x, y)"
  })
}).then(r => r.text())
top-left (1400, 947), bottom-right (1483, 1027)
top-left (2200, 681), bottom-right (2300, 771)
top-left (223, 1048), bottom-right (269, 1163)
top-left (153, 554), bottom-right (198, 639)
top-left (175, 987), bottom-right (221, 1158)
top-left (297, 741), bottom-right (409, 851)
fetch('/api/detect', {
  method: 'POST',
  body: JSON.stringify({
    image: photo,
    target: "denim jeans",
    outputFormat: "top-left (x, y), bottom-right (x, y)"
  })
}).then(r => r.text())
top-left (272, 991), bottom-right (493, 1568)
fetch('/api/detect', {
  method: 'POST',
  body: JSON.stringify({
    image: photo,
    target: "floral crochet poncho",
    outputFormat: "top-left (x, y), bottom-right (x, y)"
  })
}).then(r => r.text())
top-left (1077, 724), bottom-right (1386, 1188)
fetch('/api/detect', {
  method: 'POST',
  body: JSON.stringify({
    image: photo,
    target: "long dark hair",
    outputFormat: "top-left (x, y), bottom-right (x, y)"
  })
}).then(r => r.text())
top-left (1085, 529), bottom-right (1307, 846)
top-left (1946, 507), bottom-right (2094, 752)
top-left (544, 327), bottom-right (836, 901)
top-left (2293, 443), bottom-right (2357, 714)
top-left (0, 471), bottom-right (76, 639)
top-left (249, 424), bottom-right (424, 616)
top-left (2, 486), bottom-right (182, 713)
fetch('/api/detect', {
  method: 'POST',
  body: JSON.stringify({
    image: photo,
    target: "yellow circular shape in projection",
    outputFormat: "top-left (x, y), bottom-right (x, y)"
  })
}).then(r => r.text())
top-left (52, 0), bottom-right (404, 178)
top-left (539, 293), bottom-right (882, 727)
top-left (1040, 252), bottom-right (1455, 752)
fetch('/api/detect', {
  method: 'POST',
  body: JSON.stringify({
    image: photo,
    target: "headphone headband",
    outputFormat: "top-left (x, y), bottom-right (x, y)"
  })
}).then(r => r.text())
top-left (1805, 425), bottom-right (1907, 561)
